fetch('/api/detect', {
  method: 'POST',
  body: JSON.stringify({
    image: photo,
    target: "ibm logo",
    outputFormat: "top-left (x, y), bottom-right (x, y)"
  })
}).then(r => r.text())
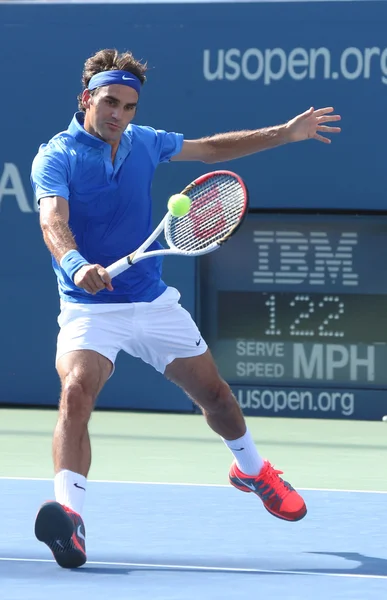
top-left (253, 231), bottom-right (358, 286)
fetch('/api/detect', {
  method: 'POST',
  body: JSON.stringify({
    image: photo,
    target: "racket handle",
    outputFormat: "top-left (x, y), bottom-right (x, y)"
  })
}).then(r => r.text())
top-left (106, 257), bottom-right (131, 279)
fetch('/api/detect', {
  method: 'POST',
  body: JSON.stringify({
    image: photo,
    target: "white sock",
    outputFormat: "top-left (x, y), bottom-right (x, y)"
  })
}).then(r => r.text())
top-left (54, 469), bottom-right (87, 516)
top-left (223, 429), bottom-right (264, 475)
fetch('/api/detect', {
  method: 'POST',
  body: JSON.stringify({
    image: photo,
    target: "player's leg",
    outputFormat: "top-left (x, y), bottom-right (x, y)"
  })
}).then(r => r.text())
top-left (35, 349), bottom-right (112, 569)
top-left (129, 287), bottom-right (264, 475)
top-left (50, 302), bottom-right (121, 518)
top-left (35, 299), bottom-right (122, 569)
top-left (131, 287), bottom-right (306, 522)
top-left (165, 350), bottom-right (245, 436)
top-left (165, 350), bottom-right (307, 522)
top-left (165, 349), bottom-right (264, 472)
top-left (129, 287), bottom-right (262, 472)
top-left (54, 349), bottom-right (112, 477)
top-left (53, 349), bottom-right (113, 498)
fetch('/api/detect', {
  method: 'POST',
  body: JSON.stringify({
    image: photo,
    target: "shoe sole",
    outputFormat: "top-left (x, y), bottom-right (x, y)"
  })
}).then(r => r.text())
top-left (35, 502), bottom-right (86, 569)
top-left (264, 504), bottom-right (307, 522)
top-left (230, 477), bottom-right (307, 522)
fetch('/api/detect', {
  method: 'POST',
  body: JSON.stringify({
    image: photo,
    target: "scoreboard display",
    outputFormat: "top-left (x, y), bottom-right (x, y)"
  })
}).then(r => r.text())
top-left (198, 213), bottom-right (387, 419)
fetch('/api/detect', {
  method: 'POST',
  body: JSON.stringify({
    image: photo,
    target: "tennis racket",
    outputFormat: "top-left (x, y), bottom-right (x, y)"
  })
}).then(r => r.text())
top-left (106, 170), bottom-right (249, 279)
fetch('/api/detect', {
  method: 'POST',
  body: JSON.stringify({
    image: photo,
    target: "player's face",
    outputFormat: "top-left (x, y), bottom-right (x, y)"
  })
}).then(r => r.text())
top-left (83, 85), bottom-right (139, 144)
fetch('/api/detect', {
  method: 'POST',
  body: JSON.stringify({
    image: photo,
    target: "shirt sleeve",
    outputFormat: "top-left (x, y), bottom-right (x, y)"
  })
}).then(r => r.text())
top-left (156, 130), bottom-right (184, 163)
top-left (30, 142), bottom-right (70, 202)
top-left (136, 126), bottom-right (184, 165)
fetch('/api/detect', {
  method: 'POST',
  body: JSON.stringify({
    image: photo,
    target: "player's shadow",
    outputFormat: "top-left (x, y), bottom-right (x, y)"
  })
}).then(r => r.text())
top-left (73, 565), bottom-right (292, 576)
top-left (75, 552), bottom-right (387, 577)
top-left (305, 552), bottom-right (387, 576)
top-left (74, 566), bottom-right (274, 575)
top-left (74, 566), bottom-right (131, 574)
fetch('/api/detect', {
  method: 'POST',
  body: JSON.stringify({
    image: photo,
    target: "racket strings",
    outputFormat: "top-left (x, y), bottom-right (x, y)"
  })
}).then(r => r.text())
top-left (167, 175), bottom-right (245, 252)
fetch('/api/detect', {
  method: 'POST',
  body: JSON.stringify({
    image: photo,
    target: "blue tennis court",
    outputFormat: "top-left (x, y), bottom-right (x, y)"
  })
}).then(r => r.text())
top-left (1, 477), bottom-right (386, 600)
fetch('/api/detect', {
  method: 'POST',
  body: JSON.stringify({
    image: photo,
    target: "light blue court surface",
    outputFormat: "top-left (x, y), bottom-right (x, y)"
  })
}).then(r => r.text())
top-left (0, 478), bottom-right (386, 600)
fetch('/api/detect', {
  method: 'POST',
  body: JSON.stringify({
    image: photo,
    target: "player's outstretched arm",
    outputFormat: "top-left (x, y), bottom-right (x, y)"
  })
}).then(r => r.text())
top-left (172, 106), bottom-right (341, 163)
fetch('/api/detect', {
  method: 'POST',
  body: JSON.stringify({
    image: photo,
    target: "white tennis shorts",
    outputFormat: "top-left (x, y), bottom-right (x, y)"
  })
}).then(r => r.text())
top-left (56, 286), bottom-right (207, 374)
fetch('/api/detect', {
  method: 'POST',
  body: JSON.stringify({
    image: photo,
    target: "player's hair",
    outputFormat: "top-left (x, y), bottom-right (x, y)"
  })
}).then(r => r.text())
top-left (78, 48), bottom-right (147, 111)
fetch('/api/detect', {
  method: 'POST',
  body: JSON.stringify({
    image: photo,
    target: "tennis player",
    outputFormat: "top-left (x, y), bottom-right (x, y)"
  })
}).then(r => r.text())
top-left (30, 48), bottom-right (341, 569)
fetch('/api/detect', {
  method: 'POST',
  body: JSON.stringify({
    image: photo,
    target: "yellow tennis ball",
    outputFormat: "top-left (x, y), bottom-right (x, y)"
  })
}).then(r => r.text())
top-left (168, 194), bottom-right (191, 217)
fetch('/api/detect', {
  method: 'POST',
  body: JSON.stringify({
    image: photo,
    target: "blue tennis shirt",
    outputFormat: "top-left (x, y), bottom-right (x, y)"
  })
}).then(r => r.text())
top-left (31, 112), bottom-right (184, 303)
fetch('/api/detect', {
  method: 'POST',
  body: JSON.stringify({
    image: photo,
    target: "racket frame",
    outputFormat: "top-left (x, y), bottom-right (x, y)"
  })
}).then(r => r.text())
top-left (106, 170), bottom-right (249, 279)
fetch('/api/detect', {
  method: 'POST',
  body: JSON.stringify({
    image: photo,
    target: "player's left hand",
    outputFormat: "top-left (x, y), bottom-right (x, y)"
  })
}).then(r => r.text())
top-left (286, 107), bottom-right (341, 144)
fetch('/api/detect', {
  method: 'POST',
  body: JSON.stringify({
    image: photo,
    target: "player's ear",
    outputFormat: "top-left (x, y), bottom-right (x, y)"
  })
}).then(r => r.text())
top-left (82, 89), bottom-right (92, 110)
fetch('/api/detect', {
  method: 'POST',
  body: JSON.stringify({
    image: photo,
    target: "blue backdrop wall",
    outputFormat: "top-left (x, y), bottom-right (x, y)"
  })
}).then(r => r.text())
top-left (1, 1), bottom-right (386, 415)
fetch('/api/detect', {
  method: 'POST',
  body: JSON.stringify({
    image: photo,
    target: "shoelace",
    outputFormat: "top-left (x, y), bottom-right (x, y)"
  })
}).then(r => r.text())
top-left (257, 463), bottom-right (292, 499)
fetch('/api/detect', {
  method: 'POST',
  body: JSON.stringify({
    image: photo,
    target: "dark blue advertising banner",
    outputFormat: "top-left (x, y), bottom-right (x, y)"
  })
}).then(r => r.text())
top-left (1, 1), bottom-right (387, 417)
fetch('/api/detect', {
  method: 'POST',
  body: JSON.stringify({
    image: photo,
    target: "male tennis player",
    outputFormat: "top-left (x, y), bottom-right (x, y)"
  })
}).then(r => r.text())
top-left (31, 48), bottom-right (341, 569)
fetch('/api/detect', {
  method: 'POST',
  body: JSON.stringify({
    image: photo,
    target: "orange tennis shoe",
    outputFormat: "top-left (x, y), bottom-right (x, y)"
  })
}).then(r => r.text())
top-left (229, 460), bottom-right (307, 521)
top-left (35, 501), bottom-right (86, 568)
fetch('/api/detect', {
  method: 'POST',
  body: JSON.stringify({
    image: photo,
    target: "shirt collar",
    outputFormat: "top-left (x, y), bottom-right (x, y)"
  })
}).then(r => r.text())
top-left (67, 112), bottom-right (132, 154)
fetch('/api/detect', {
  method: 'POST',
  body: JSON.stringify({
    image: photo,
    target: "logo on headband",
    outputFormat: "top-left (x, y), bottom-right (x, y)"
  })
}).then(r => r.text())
top-left (88, 70), bottom-right (141, 95)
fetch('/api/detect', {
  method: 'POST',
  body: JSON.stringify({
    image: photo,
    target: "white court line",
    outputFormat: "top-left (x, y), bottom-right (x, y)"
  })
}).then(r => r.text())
top-left (0, 476), bottom-right (386, 494)
top-left (0, 557), bottom-right (386, 580)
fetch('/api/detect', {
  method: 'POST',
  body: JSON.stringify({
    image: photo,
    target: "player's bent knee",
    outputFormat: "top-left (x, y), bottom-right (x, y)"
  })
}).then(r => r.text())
top-left (59, 381), bottom-right (94, 423)
top-left (196, 379), bottom-right (234, 414)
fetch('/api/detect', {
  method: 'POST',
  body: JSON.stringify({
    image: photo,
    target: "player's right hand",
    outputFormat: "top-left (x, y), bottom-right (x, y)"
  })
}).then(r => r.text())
top-left (74, 264), bottom-right (114, 294)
